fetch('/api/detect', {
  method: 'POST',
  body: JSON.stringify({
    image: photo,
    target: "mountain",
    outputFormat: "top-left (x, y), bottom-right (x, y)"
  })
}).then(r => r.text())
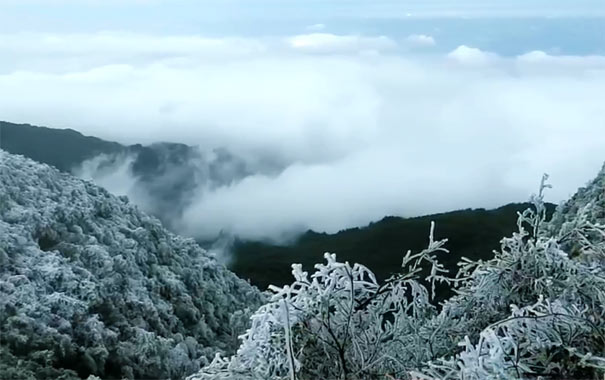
top-left (0, 121), bottom-right (271, 230)
top-left (549, 162), bottom-right (605, 230)
top-left (547, 163), bottom-right (605, 256)
top-left (0, 150), bottom-right (264, 380)
top-left (0, 121), bottom-right (123, 172)
top-left (230, 202), bottom-right (556, 300)
top-left (0, 121), bottom-right (558, 301)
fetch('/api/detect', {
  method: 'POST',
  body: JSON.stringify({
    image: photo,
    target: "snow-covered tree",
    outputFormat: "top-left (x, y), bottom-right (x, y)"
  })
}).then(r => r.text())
top-left (189, 174), bottom-right (605, 380)
top-left (0, 150), bottom-right (265, 380)
top-left (4, 148), bottom-right (605, 380)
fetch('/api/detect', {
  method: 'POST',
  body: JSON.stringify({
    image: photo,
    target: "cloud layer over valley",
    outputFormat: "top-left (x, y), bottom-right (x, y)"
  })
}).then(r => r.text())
top-left (2, 30), bottom-right (605, 241)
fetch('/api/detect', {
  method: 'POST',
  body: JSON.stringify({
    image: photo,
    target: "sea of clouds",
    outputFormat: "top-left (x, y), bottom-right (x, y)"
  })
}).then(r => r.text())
top-left (1, 31), bottom-right (605, 241)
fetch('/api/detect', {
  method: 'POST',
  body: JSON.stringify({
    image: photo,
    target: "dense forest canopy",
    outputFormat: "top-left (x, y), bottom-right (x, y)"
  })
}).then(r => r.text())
top-left (230, 202), bottom-right (556, 294)
top-left (0, 151), bottom-right (264, 380)
top-left (0, 121), bottom-right (124, 172)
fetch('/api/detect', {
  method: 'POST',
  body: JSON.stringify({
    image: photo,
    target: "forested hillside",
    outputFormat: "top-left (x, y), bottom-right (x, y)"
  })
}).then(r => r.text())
top-left (0, 150), bottom-right (264, 380)
top-left (0, 121), bottom-right (123, 172)
top-left (231, 203), bottom-right (556, 297)
top-left (2, 131), bottom-right (605, 380)
top-left (0, 121), bottom-right (261, 229)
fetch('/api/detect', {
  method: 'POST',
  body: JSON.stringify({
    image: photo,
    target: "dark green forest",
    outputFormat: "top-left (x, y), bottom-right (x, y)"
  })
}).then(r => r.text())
top-left (231, 202), bottom-right (556, 300)
top-left (0, 121), bottom-right (124, 172)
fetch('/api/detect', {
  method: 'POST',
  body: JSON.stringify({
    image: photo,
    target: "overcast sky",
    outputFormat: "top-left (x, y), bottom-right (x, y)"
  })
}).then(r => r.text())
top-left (2, 0), bottom-right (605, 240)
top-left (2, 0), bottom-right (605, 34)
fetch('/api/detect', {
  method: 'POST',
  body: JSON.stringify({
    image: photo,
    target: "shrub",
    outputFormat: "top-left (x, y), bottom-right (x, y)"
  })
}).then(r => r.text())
top-left (189, 175), bottom-right (605, 380)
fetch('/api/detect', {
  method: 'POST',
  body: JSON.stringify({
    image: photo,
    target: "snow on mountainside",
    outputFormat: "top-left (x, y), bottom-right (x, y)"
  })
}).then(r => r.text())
top-left (0, 150), bottom-right (264, 380)
top-left (550, 163), bottom-right (605, 229)
top-left (547, 163), bottom-right (605, 255)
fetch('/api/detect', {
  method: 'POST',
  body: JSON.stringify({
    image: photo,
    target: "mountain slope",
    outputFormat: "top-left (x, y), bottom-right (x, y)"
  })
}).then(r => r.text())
top-left (0, 121), bottom-right (277, 231)
top-left (550, 162), bottom-right (605, 229)
top-left (0, 150), bottom-right (264, 380)
top-left (231, 203), bottom-right (556, 296)
top-left (0, 121), bottom-right (124, 172)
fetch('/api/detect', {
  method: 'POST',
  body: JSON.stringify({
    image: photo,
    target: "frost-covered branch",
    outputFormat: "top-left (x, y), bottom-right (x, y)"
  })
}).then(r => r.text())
top-left (189, 171), bottom-right (605, 380)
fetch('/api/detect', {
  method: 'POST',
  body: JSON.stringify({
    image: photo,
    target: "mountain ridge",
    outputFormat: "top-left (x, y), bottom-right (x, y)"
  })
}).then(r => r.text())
top-left (230, 202), bottom-right (557, 297)
top-left (0, 121), bottom-right (262, 230)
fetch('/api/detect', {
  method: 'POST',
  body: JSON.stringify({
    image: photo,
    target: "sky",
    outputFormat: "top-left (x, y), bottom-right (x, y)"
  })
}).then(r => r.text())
top-left (1, 0), bottom-right (605, 241)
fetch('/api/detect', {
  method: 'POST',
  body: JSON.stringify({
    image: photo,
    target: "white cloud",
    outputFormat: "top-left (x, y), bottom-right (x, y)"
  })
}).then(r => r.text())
top-left (2, 32), bottom-right (605, 240)
top-left (517, 50), bottom-right (605, 68)
top-left (287, 33), bottom-right (398, 54)
top-left (0, 32), bottom-right (400, 73)
top-left (74, 153), bottom-right (138, 197)
top-left (180, 146), bottom-right (528, 240)
top-left (405, 34), bottom-right (436, 48)
top-left (0, 33), bottom-right (267, 73)
top-left (447, 45), bottom-right (499, 66)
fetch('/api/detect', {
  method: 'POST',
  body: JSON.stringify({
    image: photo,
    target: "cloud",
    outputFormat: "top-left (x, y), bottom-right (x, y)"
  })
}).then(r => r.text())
top-left (405, 34), bottom-right (436, 48)
top-left (517, 50), bottom-right (605, 69)
top-left (180, 147), bottom-right (527, 240)
top-left (0, 32), bottom-right (400, 73)
top-left (2, 33), bottom-right (605, 241)
top-left (74, 153), bottom-right (138, 197)
top-left (447, 45), bottom-right (499, 66)
top-left (0, 33), bottom-right (267, 73)
top-left (287, 33), bottom-right (398, 54)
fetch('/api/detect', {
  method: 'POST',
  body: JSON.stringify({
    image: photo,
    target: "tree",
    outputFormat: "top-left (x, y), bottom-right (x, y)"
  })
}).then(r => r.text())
top-left (189, 174), bottom-right (605, 380)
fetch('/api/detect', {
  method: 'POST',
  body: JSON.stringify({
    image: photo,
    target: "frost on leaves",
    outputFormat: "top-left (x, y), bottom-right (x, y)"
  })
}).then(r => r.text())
top-left (190, 174), bottom-right (605, 380)
top-left (0, 151), bottom-right (264, 380)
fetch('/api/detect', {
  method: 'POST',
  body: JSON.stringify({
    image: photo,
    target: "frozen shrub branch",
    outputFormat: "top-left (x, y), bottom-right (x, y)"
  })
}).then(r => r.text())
top-left (189, 171), bottom-right (605, 380)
